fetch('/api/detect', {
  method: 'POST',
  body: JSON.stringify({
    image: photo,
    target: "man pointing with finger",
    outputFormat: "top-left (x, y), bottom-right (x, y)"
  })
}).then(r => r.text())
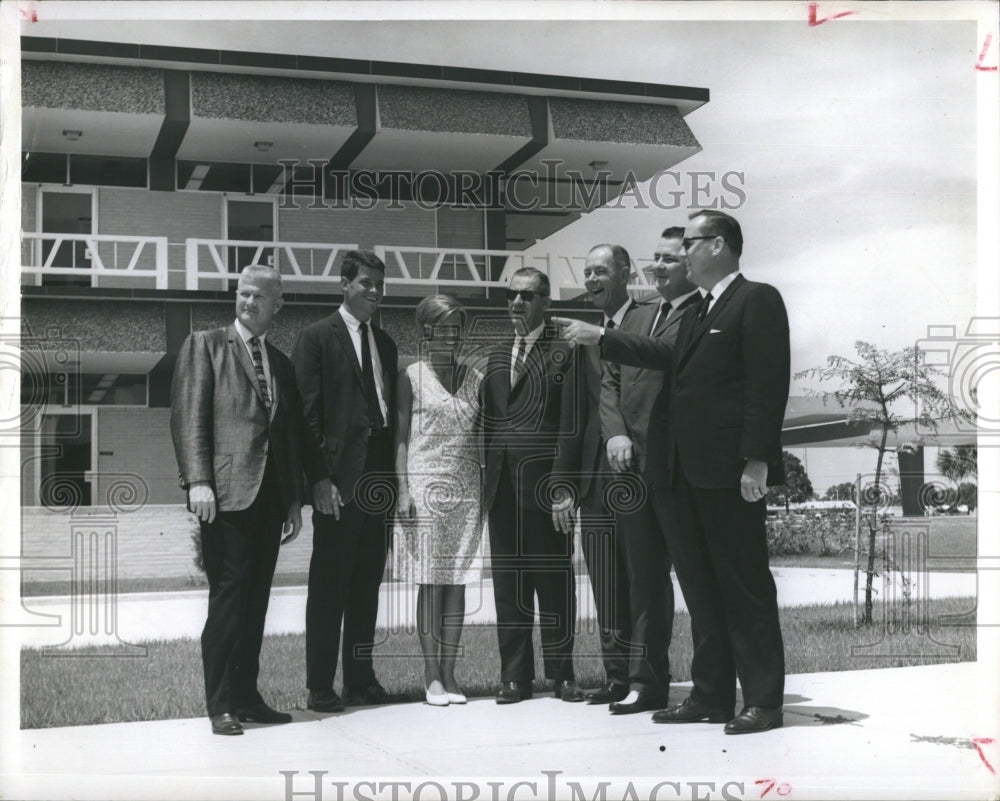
top-left (171, 264), bottom-right (306, 735)
top-left (554, 209), bottom-right (790, 735)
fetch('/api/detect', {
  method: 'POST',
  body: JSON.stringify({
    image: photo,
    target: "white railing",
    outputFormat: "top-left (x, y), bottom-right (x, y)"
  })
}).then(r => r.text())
top-left (374, 246), bottom-right (532, 296)
top-left (21, 233), bottom-right (168, 289)
top-left (184, 238), bottom-right (360, 290)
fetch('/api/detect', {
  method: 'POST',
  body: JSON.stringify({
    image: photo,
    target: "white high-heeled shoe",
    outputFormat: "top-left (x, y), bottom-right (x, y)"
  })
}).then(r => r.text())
top-left (446, 691), bottom-right (467, 704)
top-left (425, 685), bottom-right (450, 706)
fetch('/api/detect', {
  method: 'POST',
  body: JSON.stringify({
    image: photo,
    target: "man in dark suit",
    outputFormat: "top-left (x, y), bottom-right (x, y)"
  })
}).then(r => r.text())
top-left (554, 209), bottom-right (789, 734)
top-left (597, 228), bottom-right (702, 715)
top-left (292, 250), bottom-right (399, 713)
top-left (482, 267), bottom-right (585, 704)
top-left (170, 264), bottom-right (305, 736)
top-left (551, 244), bottom-right (635, 710)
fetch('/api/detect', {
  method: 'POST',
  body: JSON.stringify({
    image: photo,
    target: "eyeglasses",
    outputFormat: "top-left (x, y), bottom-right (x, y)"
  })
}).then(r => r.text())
top-left (505, 288), bottom-right (546, 302)
top-left (681, 235), bottom-right (717, 251)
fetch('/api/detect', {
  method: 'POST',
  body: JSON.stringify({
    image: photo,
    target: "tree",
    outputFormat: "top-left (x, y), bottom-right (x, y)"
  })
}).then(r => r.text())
top-left (936, 444), bottom-right (977, 483)
top-left (824, 481), bottom-right (858, 502)
top-left (958, 482), bottom-right (978, 512)
top-left (795, 341), bottom-right (967, 625)
top-left (766, 451), bottom-right (814, 510)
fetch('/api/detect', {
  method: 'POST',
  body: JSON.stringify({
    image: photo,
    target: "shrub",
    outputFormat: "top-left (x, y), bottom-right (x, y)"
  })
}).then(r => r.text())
top-left (766, 508), bottom-right (855, 556)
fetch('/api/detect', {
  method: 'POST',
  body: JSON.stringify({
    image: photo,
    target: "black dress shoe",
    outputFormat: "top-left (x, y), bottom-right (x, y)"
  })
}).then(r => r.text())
top-left (345, 681), bottom-right (395, 706)
top-left (552, 679), bottom-right (585, 702)
top-left (609, 689), bottom-right (668, 715)
top-left (495, 681), bottom-right (533, 704)
top-left (307, 689), bottom-right (345, 713)
top-left (209, 712), bottom-right (243, 736)
top-left (724, 706), bottom-right (783, 734)
top-left (651, 695), bottom-right (733, 724)
top-left (236, 702), bottom-right (292, 724)
top-left (585, 683), bottom-right (629, 705)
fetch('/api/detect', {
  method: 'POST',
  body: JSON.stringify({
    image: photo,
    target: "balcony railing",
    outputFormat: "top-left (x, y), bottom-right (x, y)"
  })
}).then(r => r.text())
top-left (374, 246), bottom-right (530, 297)
top-left (183, 238), bottom-right (360, 290)
top-left (21, 233), bottom-right (168, 289)
top-left (22, 234), bottom-right (664, 301)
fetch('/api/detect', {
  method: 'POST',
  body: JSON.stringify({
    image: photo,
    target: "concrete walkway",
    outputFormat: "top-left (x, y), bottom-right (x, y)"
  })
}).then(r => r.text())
top-left (4, 662), bottom-right (998, 800)
top-left (14, 567), bottom-right (978, 650)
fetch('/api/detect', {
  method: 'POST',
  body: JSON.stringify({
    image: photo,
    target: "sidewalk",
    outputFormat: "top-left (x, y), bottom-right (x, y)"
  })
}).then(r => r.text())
top-left (4, 662), bottom-right (998, 800)
top-left (14, 567), bottom-right (978, 650)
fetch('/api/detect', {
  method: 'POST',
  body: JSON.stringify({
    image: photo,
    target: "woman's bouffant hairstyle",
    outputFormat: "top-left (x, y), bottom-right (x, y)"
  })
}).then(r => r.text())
top-left (415, 294), bottom-right (467, 336)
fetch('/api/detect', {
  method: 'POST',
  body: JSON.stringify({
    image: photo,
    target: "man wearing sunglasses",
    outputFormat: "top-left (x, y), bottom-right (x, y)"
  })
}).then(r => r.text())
top-left (481, 267), bottom-right (586, 704)
top-left (554, 209), bottom-right (790, 735)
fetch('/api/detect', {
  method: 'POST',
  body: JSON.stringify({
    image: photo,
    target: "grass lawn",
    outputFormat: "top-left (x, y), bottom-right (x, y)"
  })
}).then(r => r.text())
top-left (21, 597), bottom-right (976, 729)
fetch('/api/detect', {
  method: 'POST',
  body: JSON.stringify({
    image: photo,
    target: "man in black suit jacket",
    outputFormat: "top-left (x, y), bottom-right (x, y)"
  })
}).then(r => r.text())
top-left (555, 209), bottom-right (789, 734)
top-left (597, 228), bottom-right (702, 715)
top-left (551, 244), bottom-right (635, 710)
top-left (482, 267), bottom-right (585, 704)
top-left (292, 250), bottom-right (399, 713)
top-left (170, 264), bottom-right (305, 735)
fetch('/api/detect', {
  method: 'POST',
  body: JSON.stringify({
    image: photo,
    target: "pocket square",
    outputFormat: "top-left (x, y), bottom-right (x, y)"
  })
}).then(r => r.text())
top-left (709, 328), bottom-right (723, 334)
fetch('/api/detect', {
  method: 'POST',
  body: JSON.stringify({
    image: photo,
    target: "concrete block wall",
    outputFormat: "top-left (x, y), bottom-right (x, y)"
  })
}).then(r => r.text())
top-left (95, 407), bottom-right (179, 506)
top-left (97, 187), bottom-right (221, 289)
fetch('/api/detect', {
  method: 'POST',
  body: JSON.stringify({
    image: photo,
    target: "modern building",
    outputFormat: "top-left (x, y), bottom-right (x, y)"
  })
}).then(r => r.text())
top-left (17, 34), bottom-right (710, 510)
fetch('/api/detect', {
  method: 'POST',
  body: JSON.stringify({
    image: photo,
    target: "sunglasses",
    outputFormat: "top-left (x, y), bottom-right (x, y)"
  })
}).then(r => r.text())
top-left (505, 288), bottom-right (547, 302)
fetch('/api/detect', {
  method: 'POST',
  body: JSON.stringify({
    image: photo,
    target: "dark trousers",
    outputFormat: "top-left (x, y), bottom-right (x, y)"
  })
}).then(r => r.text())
top-left (200, 453), bottom-right (283, 717)
top-left (666, 470), bottom-right (785, 710)
top-left (613, 483), bottom-right (675, 694)
top-left (306, 431), bottom-right (392, 692)
top-left (579, 487), bottom-right (630, 688)
top-left (488, 461), bottom-right (576, 683)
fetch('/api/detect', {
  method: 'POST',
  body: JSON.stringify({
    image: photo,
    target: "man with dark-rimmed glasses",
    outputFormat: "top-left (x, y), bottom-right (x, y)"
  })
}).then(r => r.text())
top-left (554, 210), bottom-right (790, 734)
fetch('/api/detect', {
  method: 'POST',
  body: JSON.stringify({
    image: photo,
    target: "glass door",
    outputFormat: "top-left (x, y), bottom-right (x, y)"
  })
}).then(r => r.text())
top-left (225, 198), bottom-right (276, 274)
top-left (39, 189), bottom-right (96, 286)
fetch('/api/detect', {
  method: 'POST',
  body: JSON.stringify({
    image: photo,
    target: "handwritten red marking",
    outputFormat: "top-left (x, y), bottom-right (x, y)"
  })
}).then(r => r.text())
top-left (755, 779), bottom-right (792, 798)
top-left (17, 5), bottom-right (38, 22)
top-left (973, 738), bottom-right (996, 774)
top-left (976, 34), bottom-right (998, 72)
top-left (808, 3), bottom-right (857, 26)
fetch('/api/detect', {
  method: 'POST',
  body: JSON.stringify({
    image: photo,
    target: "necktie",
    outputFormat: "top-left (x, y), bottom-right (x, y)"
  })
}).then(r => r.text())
top-left (651, 302), bottom-right (669, 333)
top-left (248, 336), bottom-right (272, 414)
top-left (696, 292), bottom-right (714, 322)
top-left (511, 337), bottom-right (527, 387)
top-left (606, 319), bottom-right (616, 330)
top-left (359, 322), bottom-right (385, 429)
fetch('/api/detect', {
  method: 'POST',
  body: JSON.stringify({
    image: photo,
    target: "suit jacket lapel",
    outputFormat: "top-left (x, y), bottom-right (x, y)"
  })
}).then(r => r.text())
top-left (228, 325), bottom-right (269, 409)
top-left (331, 311), bottom-right (364, 385)
top-left (679, 274), bottom-right (745, 364)
top-left (264, 340), bottom-right (283, 417)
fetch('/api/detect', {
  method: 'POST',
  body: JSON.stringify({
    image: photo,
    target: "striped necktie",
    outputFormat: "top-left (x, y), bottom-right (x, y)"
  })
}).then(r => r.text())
top-left (249, 336), bottom-right (272, 413)
top-left (511, 336), bottom-right (527, 387)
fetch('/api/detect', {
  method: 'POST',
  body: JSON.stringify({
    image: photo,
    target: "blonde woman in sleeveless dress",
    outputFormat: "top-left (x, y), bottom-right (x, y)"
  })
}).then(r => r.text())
top-left (394, 295), bottom-right (483, 706)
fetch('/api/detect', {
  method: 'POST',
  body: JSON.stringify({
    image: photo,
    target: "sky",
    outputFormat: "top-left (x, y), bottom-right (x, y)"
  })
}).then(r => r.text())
top-left (11, 5), bottom-right (990, 387)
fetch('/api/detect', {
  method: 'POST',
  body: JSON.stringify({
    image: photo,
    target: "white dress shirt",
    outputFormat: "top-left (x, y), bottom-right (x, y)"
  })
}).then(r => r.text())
top-left (702, 271), bottom-right (740, 314)
top-left (511, 323), bottom-right (545, 378)
top-left (339, 305), bottom-right (389, 423)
